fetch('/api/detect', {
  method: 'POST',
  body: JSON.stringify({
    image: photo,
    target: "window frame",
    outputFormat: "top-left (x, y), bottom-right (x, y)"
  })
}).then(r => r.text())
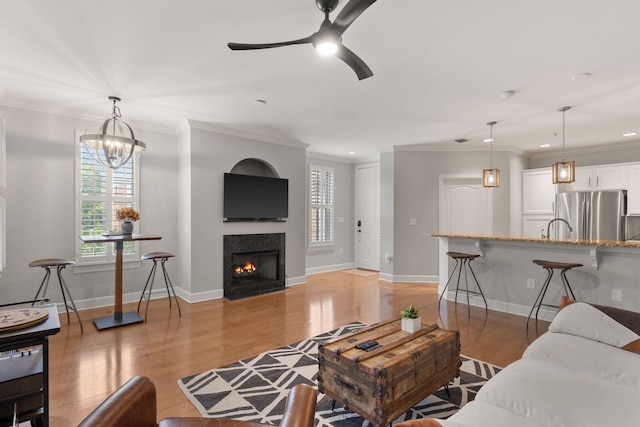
top-left (0, 112), bottom-right (5, 272)
top-left (308, 164), bottom-right (335, 247)
top-left (74, 129), bottom-right (141, 266)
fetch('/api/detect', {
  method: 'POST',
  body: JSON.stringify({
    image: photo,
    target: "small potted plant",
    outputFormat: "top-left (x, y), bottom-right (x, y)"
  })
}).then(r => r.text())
top-left (399, 305), bottom-right (422, 333)
top-left (116, 207), bottom-right (140, 235)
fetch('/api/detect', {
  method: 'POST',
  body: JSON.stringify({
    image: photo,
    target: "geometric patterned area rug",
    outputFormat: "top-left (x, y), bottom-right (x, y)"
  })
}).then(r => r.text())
top-left (178, 322), bottom-right (502, 426)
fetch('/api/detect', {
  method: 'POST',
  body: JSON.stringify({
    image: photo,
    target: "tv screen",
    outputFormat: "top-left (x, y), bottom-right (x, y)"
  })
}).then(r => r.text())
top-left (224, 173), bottom-right (289, 220)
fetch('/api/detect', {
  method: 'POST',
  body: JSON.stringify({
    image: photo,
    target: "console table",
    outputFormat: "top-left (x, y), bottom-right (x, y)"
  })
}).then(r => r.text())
top-left (0, 305), bottom-right (60, 426)
top-left (79, 234), bottom-right (161, 330)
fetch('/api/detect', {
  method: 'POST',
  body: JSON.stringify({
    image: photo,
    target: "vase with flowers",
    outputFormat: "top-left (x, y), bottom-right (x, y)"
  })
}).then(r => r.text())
top-left (116, 207), bottom-right (140, 235)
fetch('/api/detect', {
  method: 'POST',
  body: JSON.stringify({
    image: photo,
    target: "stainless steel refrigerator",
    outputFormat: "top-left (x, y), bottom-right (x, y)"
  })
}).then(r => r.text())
top-left (554, 190), bottom-right (626, 240)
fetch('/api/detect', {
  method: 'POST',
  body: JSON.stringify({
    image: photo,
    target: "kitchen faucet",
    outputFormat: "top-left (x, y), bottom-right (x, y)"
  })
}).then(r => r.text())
top-left (542, 218), bottom-right (573, 239)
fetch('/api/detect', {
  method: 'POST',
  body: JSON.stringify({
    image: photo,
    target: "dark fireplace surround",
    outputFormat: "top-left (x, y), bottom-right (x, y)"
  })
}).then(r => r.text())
top-left (223, 233), bottom-right (286, 300)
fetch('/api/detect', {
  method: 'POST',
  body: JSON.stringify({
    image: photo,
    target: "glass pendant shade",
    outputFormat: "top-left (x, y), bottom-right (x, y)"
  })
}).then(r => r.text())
top-left (552, 106), bottom-right (575, 184)
top-left (482, 121), bottom-right (500, 188)
top-left (80, 96), bottom-right (146, 170)
top-left (483, 168), bottom-right (500, 187)
top-left (552, 160), bottom-right (575, 184)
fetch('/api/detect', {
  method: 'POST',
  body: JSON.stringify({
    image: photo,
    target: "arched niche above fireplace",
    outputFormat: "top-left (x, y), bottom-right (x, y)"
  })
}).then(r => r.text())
top-left (230, 158), bottom-right (279, 178)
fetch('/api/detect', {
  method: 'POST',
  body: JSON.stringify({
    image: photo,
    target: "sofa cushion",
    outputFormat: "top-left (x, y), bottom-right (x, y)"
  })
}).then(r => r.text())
top-left (450, 400), bottom-right (543, 427)
top-left (549, 300), bottom-right (640, 353)
top-left (475, 358), bottom-right (640, 426)
top-left (523, 332), bottom-right (640, 390)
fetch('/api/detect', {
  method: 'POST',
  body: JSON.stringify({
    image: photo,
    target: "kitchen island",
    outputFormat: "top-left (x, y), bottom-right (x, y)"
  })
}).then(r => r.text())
top-left (431, 233), bottom-right (640, 321)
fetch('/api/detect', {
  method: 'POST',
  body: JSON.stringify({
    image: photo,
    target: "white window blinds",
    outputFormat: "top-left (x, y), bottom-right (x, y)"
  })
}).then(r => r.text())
top-left (309, 165), bottom-right (334, 245)
top-left (76, 130), bottom-right (140, 263)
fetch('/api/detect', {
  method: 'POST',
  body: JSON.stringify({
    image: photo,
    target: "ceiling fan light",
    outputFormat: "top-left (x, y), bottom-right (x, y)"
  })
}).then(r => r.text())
top-left (316, 41), bottom-right (338, 55)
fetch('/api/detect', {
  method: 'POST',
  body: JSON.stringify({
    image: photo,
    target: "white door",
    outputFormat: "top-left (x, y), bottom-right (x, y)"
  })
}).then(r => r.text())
top-left (439, 176), bottom-right (492, 234)
top-left (357, 164), bottom-right (380, 270)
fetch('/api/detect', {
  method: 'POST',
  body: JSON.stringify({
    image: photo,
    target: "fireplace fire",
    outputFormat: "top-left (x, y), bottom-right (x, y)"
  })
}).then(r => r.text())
top-left (234, 261), bottom-right (257, 277)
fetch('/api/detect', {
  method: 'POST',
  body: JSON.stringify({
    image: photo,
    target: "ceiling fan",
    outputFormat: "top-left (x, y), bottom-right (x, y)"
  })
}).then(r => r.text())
top-left (228, 0), bottom-right (377, 80)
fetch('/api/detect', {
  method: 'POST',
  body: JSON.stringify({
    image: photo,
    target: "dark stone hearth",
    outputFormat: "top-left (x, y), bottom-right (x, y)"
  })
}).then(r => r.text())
top-left (223, 233), bottom-right (285, 300)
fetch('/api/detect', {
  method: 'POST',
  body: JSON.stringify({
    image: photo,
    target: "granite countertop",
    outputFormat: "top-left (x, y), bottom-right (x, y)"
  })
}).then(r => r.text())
top-left (430, 232), bottom-right (640, 248)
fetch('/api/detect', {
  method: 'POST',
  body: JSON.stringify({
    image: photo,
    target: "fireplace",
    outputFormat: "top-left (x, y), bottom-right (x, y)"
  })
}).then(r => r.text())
top-left (223, 233), bottom-right (285, 300)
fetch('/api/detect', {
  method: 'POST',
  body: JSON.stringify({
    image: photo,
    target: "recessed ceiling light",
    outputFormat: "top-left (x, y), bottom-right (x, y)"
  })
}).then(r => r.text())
top-left (571, 72), bottom-right (592, 81)
top-left (454, 138), bottom-right (468, 143)
top-left (348, 151), bottom-right (356, 155)
top-left (483, 138), bottom-right (493, 143)
top-left (500, 90), bottom-right (515, 99)
top-left (253, 99), bottom-right (267, 105)
top-left (623, 132), bottom-right (638, 137)
top-left (540, 144), bottom-right (551, 148)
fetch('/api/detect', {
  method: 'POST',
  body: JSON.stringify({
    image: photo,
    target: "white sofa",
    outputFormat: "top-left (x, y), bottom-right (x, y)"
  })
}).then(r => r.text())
top-left (403, 300), bottom-right (640, 427)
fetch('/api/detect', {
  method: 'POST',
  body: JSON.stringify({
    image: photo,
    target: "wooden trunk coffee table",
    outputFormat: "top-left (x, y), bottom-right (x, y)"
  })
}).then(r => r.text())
top-left (317, 318), bottom-right (460, 427)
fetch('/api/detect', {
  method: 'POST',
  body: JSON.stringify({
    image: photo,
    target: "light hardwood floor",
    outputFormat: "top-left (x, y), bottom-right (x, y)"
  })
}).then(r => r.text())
top-left (48, 270), bottom-right (549, 426)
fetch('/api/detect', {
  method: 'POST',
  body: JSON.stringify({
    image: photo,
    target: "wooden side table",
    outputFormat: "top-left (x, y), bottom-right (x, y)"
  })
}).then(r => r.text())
top-left (79, 234), bottom-right (161, 329)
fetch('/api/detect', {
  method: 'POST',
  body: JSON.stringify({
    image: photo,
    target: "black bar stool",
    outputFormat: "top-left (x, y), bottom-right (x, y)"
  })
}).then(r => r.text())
top-left (29, 258), bottom-right (83, 333)
top-left (439, 252), bottom-right (488, 315)
top-left (527, 259), bottom-right (582, 328)
top-left (137, 252), bottom-right (181, 321)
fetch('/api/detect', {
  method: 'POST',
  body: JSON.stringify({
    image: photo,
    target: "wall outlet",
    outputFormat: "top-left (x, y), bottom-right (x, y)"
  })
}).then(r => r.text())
top-left (527, 278), bottom-right (535, 289)
top-left (409, 218), bottom-right (417, 226)
top-left (611, 289), bottom-right (622, 302)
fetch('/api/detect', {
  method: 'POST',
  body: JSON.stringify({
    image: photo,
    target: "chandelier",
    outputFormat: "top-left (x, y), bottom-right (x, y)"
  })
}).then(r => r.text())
top-left (80, 96), bottom-right (146, 169)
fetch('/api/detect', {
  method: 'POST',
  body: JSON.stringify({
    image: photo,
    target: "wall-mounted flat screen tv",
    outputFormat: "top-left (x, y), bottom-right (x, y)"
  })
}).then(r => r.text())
top-left (223, 173), bottom-right (288, 221)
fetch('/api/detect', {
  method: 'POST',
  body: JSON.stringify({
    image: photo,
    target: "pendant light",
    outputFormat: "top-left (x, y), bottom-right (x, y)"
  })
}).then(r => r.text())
top-left (552, 106), bottom-right (575, 184)
top-left (80, 96), bottom-right (146, 170)
top-left (483, 121), bottom-right (500, 188)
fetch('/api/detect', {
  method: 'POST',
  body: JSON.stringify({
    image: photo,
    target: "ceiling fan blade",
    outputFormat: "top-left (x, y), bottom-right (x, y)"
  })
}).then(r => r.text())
top-left (335, 44), bottom-right (373, 80)
top-left (228, 35), bottom-right (315, 50)
top-left (331, 0), bottom-right (377, 35)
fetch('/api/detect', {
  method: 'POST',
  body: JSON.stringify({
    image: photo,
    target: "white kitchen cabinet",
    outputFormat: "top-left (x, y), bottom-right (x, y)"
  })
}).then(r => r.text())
top-left (559, 164), bottom-right (627, 192)
top-left (522, 215), bottom-right (554, 238)
top-left (522, 168), bottom-right (556, 214)
top-left (627, 163), bottom-right (640, 214)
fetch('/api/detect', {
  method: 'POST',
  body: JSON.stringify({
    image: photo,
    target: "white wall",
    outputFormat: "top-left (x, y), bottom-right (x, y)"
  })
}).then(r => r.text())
top-left (0, 105), bottom-right (179, 309)
top-left (183, 122), bottom-right (307, 300)
top-left (388, 149), bottom-right (526, 282)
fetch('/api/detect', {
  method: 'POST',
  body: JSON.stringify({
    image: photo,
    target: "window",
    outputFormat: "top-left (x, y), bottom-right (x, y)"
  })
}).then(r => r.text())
top-left (309, 165), bottom-right (334, 246)
top-left (0, 112), bottom-right (5, 272)
top-left (75, 130), bottom-right (140, 265)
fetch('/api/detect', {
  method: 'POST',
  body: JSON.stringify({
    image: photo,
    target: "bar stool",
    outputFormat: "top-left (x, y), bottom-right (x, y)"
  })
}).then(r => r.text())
top-left (137, 252), bottom-right (181, 321)
top-left (29, 258), bottom-right (83, 333)
top-left (439, 252), bottom-right (488, 315)
top-left (527, 259), bottom-right (583, 328)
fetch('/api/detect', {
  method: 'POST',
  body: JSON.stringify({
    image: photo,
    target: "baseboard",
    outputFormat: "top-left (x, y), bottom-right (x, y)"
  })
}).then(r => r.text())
top-left (286, 275), bottom-right (307, 286)
top-left (441, 291), bottom-right (557, 322)
top-left (378, 274), bottom-right (437, 283)
top-left (305, 262), bottom-right (355, 276)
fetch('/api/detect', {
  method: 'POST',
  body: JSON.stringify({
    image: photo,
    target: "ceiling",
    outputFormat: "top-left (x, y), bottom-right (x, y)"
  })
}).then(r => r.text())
top-left (2, 0), bottom-right (640, 161)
